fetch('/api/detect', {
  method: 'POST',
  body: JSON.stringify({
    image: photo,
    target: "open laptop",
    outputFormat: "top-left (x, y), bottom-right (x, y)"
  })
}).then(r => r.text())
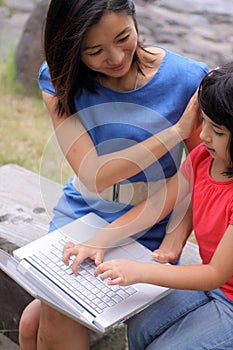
top-left (0, 213), bottom-right (171, 333)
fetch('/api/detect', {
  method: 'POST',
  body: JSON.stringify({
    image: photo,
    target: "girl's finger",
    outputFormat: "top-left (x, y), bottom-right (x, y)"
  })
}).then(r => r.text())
top-left (107, 277), bottom-right (123, 286)
top-left (99, 270), bottom-right (113, 281)
top-left (94, 262), bottom-right (108, 276)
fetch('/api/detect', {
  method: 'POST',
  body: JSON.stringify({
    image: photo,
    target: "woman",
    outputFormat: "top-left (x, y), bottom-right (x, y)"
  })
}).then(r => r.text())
top-left (19, 0), bottom-right (208, 349)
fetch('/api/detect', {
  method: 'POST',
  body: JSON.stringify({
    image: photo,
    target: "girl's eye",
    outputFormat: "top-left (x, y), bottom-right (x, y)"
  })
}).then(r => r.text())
top-left (214, 130), bottom-right (224, 136)
top-left (118, 34), bottom-right (130, 43)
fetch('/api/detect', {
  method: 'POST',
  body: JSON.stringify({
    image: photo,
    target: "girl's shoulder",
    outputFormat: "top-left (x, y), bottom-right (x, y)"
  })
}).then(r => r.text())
top-left (182, 144), bottom-right (210, 179)
top-left (187, 143), bottom-right (210, 168)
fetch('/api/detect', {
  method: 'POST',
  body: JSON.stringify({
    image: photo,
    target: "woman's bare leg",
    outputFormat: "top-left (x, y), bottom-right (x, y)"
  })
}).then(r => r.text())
top-left (19, 299), bottom-right (40, 350)
top-left (37, 302), bottom-right (89, 350)
top-left (19, 300), bottom-right (89, 350)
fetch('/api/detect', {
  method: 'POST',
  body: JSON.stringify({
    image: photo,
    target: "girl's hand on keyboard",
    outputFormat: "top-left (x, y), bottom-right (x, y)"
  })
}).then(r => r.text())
top-left (62, 241), bottom-right (105, 275)
top-left (94, 259), bottom-right (143, 286)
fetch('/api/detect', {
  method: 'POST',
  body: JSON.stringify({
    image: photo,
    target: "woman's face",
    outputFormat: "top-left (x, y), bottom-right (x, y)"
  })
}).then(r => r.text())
top-left (81, 11), bottom-right (138, 78)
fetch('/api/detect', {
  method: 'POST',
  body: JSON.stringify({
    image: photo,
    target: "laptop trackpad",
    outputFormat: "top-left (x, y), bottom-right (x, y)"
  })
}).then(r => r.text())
top-left (106, 240), bottom-right (153, 262)
top-left (122, 242), bottom-right (153, 261)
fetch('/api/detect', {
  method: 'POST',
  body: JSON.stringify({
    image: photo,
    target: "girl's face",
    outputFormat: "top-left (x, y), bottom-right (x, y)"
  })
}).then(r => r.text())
top-left (200, 112), bottom-right (231, 165)
top-left (81, 11), bottom-right (138, 78)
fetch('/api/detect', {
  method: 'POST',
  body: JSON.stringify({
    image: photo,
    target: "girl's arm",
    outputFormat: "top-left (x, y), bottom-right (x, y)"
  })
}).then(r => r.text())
top-left (95, 224), bottom-right (233, 290)
top-left (43, 91), bottom-right (200, 193)
top-left (63, 171), bottom-right (190, 274)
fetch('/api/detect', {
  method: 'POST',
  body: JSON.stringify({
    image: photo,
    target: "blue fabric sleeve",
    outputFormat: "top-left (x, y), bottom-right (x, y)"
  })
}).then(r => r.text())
top-left (38, 61), bottom-right (55, 95)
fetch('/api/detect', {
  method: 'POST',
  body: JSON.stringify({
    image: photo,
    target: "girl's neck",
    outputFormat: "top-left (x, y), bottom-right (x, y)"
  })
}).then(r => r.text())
top-left (210, 159), bottom-right (232, 182)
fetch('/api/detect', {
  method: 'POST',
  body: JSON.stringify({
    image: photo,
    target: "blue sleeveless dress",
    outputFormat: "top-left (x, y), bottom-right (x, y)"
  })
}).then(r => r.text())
top-left (38, 48), bottom-right (208, 251)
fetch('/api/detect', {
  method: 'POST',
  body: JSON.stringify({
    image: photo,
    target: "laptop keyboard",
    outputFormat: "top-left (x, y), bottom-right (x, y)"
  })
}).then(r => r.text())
top-left (26, 238), bottom-right (137, 316)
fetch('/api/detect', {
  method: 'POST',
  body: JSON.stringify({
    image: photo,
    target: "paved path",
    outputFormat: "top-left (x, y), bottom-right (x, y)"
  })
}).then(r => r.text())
top-left (136, 0), bottom-right (233, 68)
top-left (0, 0), bottom-right (33, 61)
top-left (0, 0), bottom-right (232, 68)
top-left (157, 0), bottom-right (233, 15)
top-left (0, 334), bottom-right (19, 350)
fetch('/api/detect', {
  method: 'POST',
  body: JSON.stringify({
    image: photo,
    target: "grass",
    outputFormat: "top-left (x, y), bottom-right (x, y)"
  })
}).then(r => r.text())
top-left (0, 51), bottom-right (73, 183)
top-left (0, 329), bottom-right (18, 334)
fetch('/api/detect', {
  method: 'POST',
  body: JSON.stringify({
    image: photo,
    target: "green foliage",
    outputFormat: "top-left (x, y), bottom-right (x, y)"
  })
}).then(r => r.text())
top-left (0, 58), bottom-right (73, 182)
top-left (0, 329), bottom-right (18, 334)
top-left (0, 46), bottom-right (24, 94)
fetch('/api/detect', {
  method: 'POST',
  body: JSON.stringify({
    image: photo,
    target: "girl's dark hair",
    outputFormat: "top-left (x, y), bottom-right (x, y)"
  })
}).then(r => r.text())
top-left (198, 62), bottom-right (233, 177)
top-left (44, 0), bottom-right (144, 116)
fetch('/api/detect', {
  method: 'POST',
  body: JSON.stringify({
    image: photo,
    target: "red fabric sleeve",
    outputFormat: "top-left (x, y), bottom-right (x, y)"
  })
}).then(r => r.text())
top-left (229, 201), bottom-right (233, 225)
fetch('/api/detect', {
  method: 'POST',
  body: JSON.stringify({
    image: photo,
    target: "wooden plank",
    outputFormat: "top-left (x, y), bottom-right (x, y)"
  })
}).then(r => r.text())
top-left (0, 164), bottom-right (62, 246)
top-left (0, 164), bottom-right (61, 346)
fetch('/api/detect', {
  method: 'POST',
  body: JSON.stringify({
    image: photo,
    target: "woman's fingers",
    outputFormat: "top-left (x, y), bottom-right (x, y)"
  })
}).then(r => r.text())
top-left (62, 242), bottom-right (105, 275)
top-left (176, 90), bottom-right (201, 139)
top-left (71, 250), bottom-right (91, 275)
top-left (62, 242), bottom-right (76, 265)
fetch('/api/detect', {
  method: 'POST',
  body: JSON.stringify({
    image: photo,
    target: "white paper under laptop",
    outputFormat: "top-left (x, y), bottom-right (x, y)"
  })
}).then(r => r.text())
top-left (0, 213), bottom-right (171, 333)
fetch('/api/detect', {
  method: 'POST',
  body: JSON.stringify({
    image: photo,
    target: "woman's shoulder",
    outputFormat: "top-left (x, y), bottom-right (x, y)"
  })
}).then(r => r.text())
top-left (145, 46), bottom-right (208, 73)
top-left (142, 46), bottom-right (208, 88)
top-left (38, 61), bottom-right (55, 95)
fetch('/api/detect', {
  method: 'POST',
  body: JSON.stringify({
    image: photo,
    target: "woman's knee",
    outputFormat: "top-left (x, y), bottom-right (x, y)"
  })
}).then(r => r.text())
top-left (19, 299), bottom-right (40, 341)
top-left (39, 302), bottom-right (71, 327)
top-left (38, 303), bottom-right (88, 344)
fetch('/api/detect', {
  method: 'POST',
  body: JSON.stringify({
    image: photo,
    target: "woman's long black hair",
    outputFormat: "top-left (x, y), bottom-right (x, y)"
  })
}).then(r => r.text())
top-left (198, 62), bottom-right (233, 177)
top-left (44, 0), bottom-right (145, 116)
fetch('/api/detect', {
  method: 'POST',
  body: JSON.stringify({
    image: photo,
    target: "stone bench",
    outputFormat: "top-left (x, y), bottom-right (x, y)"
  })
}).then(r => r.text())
top-left (0, 164), bottom-right (201, 349)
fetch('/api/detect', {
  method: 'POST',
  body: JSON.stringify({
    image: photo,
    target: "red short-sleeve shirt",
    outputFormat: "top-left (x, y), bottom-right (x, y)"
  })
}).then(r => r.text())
top-left (182, 143), bottom-right (233, 300)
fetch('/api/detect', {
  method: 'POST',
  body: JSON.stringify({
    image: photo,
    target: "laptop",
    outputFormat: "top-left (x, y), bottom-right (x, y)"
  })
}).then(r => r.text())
top-left (0, 213), bottom-right (171, 333)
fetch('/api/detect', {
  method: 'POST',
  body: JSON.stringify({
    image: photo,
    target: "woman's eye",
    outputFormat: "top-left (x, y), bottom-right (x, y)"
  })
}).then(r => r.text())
top-left (118, 34), bottom-right (130, 43)
top-left (89, 49), bottom-right (102, 56)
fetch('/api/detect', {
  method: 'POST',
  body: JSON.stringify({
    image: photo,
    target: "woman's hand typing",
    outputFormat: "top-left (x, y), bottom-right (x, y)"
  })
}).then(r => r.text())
top-left (62, 241), bottom-right (105, 275)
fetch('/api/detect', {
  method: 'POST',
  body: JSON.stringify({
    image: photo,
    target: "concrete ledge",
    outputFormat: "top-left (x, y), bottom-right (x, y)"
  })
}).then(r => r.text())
top-left (180, 240), bottom-right (201, 265)
top-left (0, 334), bottom-right (19, 350)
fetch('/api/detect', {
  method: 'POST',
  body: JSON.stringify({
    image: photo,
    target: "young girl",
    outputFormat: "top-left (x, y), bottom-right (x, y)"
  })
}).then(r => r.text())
top-left (93, 63), bottom-right (233, 349)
